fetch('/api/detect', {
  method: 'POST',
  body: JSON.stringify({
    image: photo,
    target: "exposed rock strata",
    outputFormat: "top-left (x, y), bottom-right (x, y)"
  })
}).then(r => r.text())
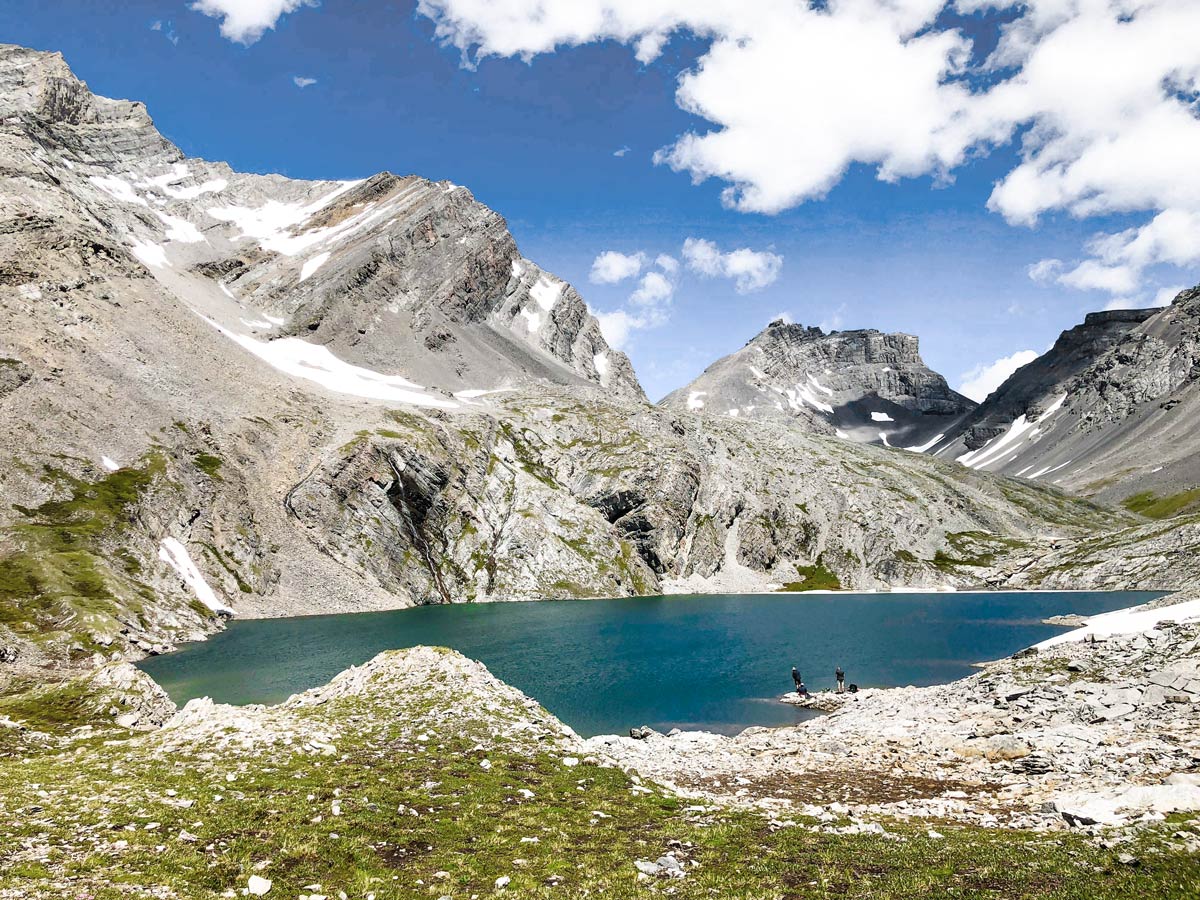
top-left (932, 288), bottom-right (1200, 507)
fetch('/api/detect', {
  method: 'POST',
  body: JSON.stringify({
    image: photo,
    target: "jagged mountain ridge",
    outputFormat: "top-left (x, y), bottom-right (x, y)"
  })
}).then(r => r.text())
top-left (930, 289), bottom-right (1200, 509)
top-left (0, 43), bottom-right (1193, 673)
top-left (662, 319), bottom-right (976, 448)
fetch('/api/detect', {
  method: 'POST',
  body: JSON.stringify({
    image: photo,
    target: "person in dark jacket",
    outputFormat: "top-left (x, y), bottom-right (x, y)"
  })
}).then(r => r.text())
top-left (835, 666), bottom-right (846, 694)
top-left (792, 667), bottom-right (803, 694)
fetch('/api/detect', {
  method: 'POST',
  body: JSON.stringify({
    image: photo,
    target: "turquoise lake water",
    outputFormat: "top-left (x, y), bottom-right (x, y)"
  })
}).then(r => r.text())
top-left (138, 591), bottom-right (1162, 737)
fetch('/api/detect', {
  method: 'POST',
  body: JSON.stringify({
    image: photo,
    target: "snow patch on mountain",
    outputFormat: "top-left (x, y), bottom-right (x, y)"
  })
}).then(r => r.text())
top-left (530, 276), bottom-right (563, 311)
top-left (299, 251), bottom-right (330, 282)
top-left (202, 317), bottom-right (457, 407)
top-left (89, 174), bottom-right (147, 207)
top-left (141, 163), bottom-right (228, 200)
top-left (958, 393), bottom-right (1068, 471)
top-left (131, 240), bottom-right (169, 269)
top-left (156, 212), bottom-right (205, 244)
top-left (905, 433), bottom-right (944, 453)
top-left (158, 537), bottom-right (234, 616)
top-left (206, 180), bottom-right (362, 256)
top-left (520, 306), bottom-right (542, 332)
top-left (781, 382), bottom-right (833, 415)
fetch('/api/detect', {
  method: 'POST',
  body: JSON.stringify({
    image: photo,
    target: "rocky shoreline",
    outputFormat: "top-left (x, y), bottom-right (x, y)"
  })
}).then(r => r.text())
top-left (585, 593), bottom-right (1200, 838)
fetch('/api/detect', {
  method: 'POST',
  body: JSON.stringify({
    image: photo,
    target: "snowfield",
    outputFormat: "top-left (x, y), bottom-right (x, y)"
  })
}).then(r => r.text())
top-left (158, 537), bottom-right (234, 616)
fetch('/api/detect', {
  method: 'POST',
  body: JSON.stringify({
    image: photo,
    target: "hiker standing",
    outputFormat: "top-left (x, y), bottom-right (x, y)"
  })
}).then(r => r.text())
top-left (791, 667), bottom-right (803, 694)
top-left (835, 666), bottom-right (845, 694)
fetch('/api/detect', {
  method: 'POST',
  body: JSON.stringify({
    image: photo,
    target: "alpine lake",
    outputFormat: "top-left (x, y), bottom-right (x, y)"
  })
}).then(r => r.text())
top-left (139, 590), bottom-right (1163, 737)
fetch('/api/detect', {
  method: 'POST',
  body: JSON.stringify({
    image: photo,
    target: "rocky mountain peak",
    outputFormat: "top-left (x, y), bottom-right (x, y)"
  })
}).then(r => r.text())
top-left (929, 286), bottom-right (1200, 506)
top-left (1, 44), bottom-right (642, 403)
top-left (0, 44), bottom-right (107, 122)
top-left (663, 317), bottom-right (974, 448)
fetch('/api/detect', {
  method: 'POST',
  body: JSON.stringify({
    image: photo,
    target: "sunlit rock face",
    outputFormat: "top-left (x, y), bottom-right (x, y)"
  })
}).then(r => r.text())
top-left (929, 292), bottom-right (1200, 509)
top-left (662, 319), bottom-right (975, 449)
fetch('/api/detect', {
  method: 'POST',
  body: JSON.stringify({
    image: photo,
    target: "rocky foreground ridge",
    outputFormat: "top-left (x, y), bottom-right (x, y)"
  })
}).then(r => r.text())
top-left (2, 603), bottom-right (1200, 898)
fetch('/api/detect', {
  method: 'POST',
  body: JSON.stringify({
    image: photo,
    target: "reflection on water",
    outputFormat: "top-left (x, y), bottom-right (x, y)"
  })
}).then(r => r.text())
top-left (140, 590), bottom-right (1162, 737)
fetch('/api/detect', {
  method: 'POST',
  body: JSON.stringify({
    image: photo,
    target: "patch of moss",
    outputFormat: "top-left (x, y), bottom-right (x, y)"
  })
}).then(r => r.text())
top-left (337, 430), bottom-right (371, 454)
top-left (615, 540), bottom-right (651, 594)
top-left (0, 678), bottom-right (105, 734)
top-left (932, 531), bottom-right (1030, 572)
top-left (1122, 488), bottom-right (1200, 520)
top-left (498, 422), bottom-right (558, 488)
top-left (1079, 467), bottom-right (1137, 496)
top-left (191, 452), bottom-right (224, 481)
top-left (0, 454), bottom-right (181, 652)
top-left (200, 542), bottom-right (253, 594)
top-left (548, 578), bottom-right (599, 597)
top-left (779, 560), bottom-right (842, 592)
top-left (556, 533), bottom-right (596, 559)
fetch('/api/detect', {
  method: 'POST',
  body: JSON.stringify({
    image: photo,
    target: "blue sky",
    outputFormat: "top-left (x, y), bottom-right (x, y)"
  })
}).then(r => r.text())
top-left (3, 1), bottom-right (1196, 401)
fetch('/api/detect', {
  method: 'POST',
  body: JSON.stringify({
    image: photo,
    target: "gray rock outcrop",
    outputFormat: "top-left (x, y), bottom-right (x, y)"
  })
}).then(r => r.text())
top-left (929, 289), bottom-right (1200, 512)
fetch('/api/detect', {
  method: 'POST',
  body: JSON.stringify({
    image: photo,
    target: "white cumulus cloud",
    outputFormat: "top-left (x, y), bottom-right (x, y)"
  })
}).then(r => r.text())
top-left (630, 271), bottom-right (674, 306)
top-left (590, 252), bottom-right (679, 347)
top-left (190, 0), bottom-right (318, 45)
top-left (1027, 258), bottom-right (1063, 284)
top-left (416, 0), bottom-right (1200, 299)
top-left (1103, 283), bottom-right (1186, 311)
top-left (682, 237), bottom-right (782, 293)
top-left (595, 309), bottom-right (642, 349)
top-left (589, 250), bottom-right (646, 284)
top-left (1153, 284), bottom-right (1185, 307)
top-left (958, 349), bottom-right (1040, 403)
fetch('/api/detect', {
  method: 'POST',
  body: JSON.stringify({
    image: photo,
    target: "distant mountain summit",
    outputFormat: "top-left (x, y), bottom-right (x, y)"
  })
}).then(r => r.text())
top-left (930, 288), bottom-right (1200, 511)
top-left (661, 319), bottom-right (976, 448)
